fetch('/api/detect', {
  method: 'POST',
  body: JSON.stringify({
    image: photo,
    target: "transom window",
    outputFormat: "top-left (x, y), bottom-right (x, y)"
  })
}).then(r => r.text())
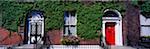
top-left (103, 11), bottom-right (119, 17)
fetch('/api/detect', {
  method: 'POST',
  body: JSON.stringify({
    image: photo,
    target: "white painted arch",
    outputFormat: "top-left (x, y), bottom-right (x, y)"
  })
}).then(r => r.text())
top-left (102, 9), bottom-right (123, 46)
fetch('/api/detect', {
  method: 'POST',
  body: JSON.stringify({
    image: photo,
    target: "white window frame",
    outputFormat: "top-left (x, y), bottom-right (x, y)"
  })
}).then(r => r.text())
top-left (64, 11), bottom-right (77, 36)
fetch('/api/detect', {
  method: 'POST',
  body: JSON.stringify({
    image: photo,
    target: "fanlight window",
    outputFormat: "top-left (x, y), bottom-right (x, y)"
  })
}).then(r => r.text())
top-left (103, 11), bottom-right (119, 17)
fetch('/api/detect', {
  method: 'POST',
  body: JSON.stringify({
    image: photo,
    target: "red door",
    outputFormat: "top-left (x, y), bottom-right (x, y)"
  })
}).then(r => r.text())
top-left (105, 22), bottom-right (115, 45)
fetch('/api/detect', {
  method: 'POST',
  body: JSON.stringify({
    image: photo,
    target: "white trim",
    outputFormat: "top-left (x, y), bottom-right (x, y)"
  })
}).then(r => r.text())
top-left (104, 9), bottom-right (122, 18)
top-left (102, 9), bottom-right (123, 46)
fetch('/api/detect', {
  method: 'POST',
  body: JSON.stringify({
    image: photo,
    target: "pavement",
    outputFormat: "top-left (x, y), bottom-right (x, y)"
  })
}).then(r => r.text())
top-left (108, 46), bottom-right (136, 49)
top-left (0, 45), bottom-right (141, 49)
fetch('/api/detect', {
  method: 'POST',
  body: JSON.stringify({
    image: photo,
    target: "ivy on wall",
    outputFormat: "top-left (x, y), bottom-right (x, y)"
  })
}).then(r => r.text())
top-left (1, 2), bottom-right (33, 32)
top-left (140, 1), bottom-right (150, 17)
top-left (131, 1), bottom-right (150, 17)
top-left (1, 1), bottom-right (125, 39)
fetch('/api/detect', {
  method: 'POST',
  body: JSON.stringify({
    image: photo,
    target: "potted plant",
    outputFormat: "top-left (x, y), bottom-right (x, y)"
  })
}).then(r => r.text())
top-left (61, 36), bottom-right (80, 45)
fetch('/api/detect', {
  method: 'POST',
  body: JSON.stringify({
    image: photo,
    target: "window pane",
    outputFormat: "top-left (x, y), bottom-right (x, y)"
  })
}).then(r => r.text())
top-left (64, 11), bottom-right (69, 25)
top-left (141, 26), bottom-right (150, 36)
top-left (64, 11), bottom-right (77, 25)
top-left (31, 23), bottom-right (36, 35)
top-left (69, 16), bottom-right (76, 25)
top-left (37, 23), bottom-right (42, 35)
top-left (69, 26), bottom-right (77, 36)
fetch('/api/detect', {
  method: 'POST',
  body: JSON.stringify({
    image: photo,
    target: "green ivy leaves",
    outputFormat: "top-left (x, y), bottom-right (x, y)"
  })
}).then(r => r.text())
top-left (1, 1), bottom-right (125, 39)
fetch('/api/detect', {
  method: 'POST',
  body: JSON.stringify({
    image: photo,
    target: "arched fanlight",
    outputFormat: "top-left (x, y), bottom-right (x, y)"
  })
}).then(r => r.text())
top-left (103, 9), bottom-right (119, 17)
top-left (103, 11), bottom-right (119, 17)
top-left (27, 10), bottom-right (44, 18)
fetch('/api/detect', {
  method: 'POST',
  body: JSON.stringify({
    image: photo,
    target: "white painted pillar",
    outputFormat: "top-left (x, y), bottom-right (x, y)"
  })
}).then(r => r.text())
top-left (115, 21), bottom-right (123, 46)
top-left (41, 18), bottom-right (44, 37)
top-left (119, 20), bottom-right (123, 46)
top-left (102, 21), bottom-right (106, 37)
top-left (102, 21), bottom-right (107, 45)
top-left (115, 21), bottom-right (119, 46)
top-left (28, 22), bottom-right (31, 44)
top-left (41, 18), bottom-right (44, 44)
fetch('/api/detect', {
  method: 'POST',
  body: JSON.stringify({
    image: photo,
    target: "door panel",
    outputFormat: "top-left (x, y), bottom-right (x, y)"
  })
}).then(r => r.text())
top-left (105, 22), bottom-right (115, 45)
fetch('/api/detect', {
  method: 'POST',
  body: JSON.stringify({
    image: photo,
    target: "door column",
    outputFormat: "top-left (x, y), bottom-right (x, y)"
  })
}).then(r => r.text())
top-left (102, 21), bottom-right (106, 37)
top-left (102, 21), bottom-right (106, 45)
top-left (115, 21), bottom-right (123, 46)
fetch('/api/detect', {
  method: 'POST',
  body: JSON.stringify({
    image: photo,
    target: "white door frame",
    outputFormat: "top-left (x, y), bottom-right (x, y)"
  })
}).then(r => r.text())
top-left (27, 14), bottom-right (44, 44)
top-left (102, 9), bottom-right (123, 46)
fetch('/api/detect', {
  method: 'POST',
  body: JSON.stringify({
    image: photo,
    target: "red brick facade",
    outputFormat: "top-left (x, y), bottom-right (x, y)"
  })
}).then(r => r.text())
top-left (0, 27), bottom-right (23, 45)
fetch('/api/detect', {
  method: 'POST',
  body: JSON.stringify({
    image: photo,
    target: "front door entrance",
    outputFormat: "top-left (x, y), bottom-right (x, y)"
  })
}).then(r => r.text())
top-left (105, 22), bottom-right (115, 45)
